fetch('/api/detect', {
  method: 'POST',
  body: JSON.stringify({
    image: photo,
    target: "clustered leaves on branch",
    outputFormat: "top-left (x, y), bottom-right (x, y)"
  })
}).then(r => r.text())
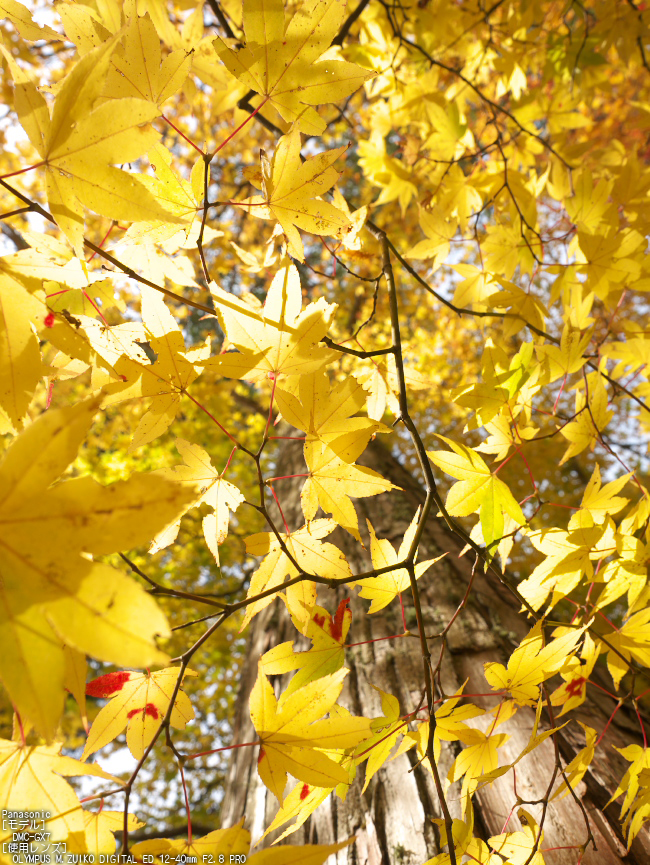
top-left (2, 0), bottom-right (650, 862)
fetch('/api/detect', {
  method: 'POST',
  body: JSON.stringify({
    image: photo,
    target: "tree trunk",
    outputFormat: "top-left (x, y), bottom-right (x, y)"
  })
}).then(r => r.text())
top-left (221, 434), bottom-right (650, 864)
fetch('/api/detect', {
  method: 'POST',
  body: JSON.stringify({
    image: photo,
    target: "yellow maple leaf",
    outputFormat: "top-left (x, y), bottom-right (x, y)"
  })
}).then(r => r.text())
top-left (100, 289), bottom-right (209, 452)
top-left (551, 721), bottom-right (597, 800)
top-left (250, 665), bottom-right (369, 803)
top-left (214, 0), bottom-right (373, 135)
top-left (607, 744), bottom-right (650, 845)
top-left (132, 818), bottom-right (353, 864)
top-left (260, 598), bottom-right (352, 694)
top-left (243, 519), bottom-right (351, 630)
top-left (448, 729), bottom-right (510, 799)
top-left (353, 508), bottom-right (445, 613)
top-left (0, 399), bottom-right (197, 740)
top-left (4, 40), bottom-right (181, 254)
top-left (427, 435), bottom-right (524, 549)
top-left (275, 371), bottom-right (390, 461)
top-left (559, 370), bottom-right (613, 464)
top-left (488, 809), bottom-right (545, 865)
top-left (405, 206), bottom-right (457, 269)
top-left (0, 738), bottom-right (120, 848)
top-left (602, 608), bottom-right (650, 689)
top-left (302, 440), bottom-right (397, 541)
top-left (150, 438), bottom-right (245, 565)
top-left (239, 126), bottom-right (352, 261)
top-left (67, 811), bottom-right (144, 855)
top-left (484, 620), bottom-right (585, 705)
top-left (549, 634), bottom-right (600, 715)
top-left (104, 11), bottom-right (192, 106)
top-left (0, 0), bottom-right (59, 41)
top-left (0, 274), bottom-right (44, 427)
top-left (82, 667), bottom-right (197, 760)
top-left (203, 262), bottom-right (339, 381)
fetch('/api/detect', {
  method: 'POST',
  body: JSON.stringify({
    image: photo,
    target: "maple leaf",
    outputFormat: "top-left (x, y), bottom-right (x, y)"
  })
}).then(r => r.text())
top-left (83, 667), bottom-right (197, 760)
top-left (428, 435), bottom-right (525, 549)
top-left (100, 288), bottom-right (209, 452)
top-left (0, 400), bottom-right (198, 740)
top-left (353, 686), bottom-right (405, 792)
top-left (569, 463), bottom-right (630, 528)
top-left (551, 721), bottom-right (597, 800)
top-left (150, 438), bottom-right (245, 565)
top-left (396, 688), bottom-right (485, 772)
top-left (238, 126), bottom-right (352, 261)
top-left (123, 145), bottom-right (223, 252)
top-left (0, 0), bottom-right (59, 41)
top-left (0, 738), bottom-right (120, 848)
top-left (302, 440), bottom-right (397, 541)
top-left (260, 598), bottom-right (352, 694)
top-left (104, 12), bottom-right (192, 106)
top-left (275, 371), bottom-right (390, 461)
top-left (0, 274), bottom-right (44, 427)
top-left (483, 620), bottom-right (586, 705)
top-left (488, 809), bottom-right (545, 865)
top-left (67, 811), bottom-right (144, 855)
top-left (242, 519), bottom-right (351, 630)
top-left (448, 729), bottom-right (510, 799)
top-left (607, 744), bottom-right (650, 845)
top-left (133, 818), bottom-right (353, 864)
top-left (536, 323), bottom-right (592, 384)
top-left (405, 206), bottom-right (458, 269)
top-left (352, 509), bottom-right (445, 613)
top-left (4, 40), bottom-right (182, 254)
top-left (214, 0), bottom-right (373, 135)
top-left (549, 634), bottom-right (600, 715)
top-left (601, 608), bottom-right (650, 689)
top-left (559, 371), bottom-right (613, 464)
top-left (250, 665), bottom-right (369, 803)
top-left (203, 262), bottom-right (340, 381)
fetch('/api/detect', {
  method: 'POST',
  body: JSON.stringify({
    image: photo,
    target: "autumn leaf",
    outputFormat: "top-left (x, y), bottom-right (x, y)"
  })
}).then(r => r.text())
top-left (133, 818), bottom-right (353, 864)
top-left (0, 274), bottom-right (44, 427)
top-left (484, 621), bottom-right (586, 705)
top-left (260, 598), bottom-right (352, 694)
top-left (428, 435), bottom-right (525, 549)
top-left (203, 261), bottom-right (340, 380)
top-left (0, 738), bottom-right (120, 847)
top-left (4, 40), bottom-right (182, 254)
top-left (352, 508), bottom-right (445, 614)
top-left (83, 667), bottom-right (197, 760)
top-left (243, 519), bottom-right (351, 630)
top-left (488, 809), bottom-right (545, 865)
top-left (214, 0), bottom-right (373, 135)
top-left (302, 440), bottom-right (397, 541)
top-left (551, 722), bottom-right (597, 800)
top-left (0, 400), bottom-right (198, 740)
top-left (67, 811), bottom-right (144, 855)
top-left (448, 729), bottom-right (510, 799)
top-left (275, 371), bottom-right (390, 461)
top-left (150, 438), bottom-right (245, 565)
top-left (99, 288), bottom-right (209, 452)
top-left (105, 12), bottom-right (192, 106)
top-left (250, 665), bottom-right (369, 802)
top-left (238, 126), bottom-right (352, 261)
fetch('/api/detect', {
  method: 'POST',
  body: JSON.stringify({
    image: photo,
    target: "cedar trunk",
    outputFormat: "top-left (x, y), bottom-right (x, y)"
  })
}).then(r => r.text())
top-left (221, 434), bottom-right (650, 864)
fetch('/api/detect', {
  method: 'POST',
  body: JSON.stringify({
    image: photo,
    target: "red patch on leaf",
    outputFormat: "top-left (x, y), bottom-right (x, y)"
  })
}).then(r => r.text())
top-left (86, 671), bottom-right (131, 697)
top-left (126, 702), bottom-right (159, 720)
top-left (566, 676), bottom-right (586, 698)
top-left (330, 598), bottom-right (350, 643)
top-left (44, 311), bottom-right (55, 328)
top-left (313, 613), bottom-right (326, 629)
top-left (258, 746), bottom-right (266, 764)
top-left (300, 783), bottom-right (310, 800)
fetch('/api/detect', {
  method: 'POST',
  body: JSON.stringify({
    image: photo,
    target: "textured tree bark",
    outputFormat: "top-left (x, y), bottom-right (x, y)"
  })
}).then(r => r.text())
top-left (221, 434), bottom-right (650, 865)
